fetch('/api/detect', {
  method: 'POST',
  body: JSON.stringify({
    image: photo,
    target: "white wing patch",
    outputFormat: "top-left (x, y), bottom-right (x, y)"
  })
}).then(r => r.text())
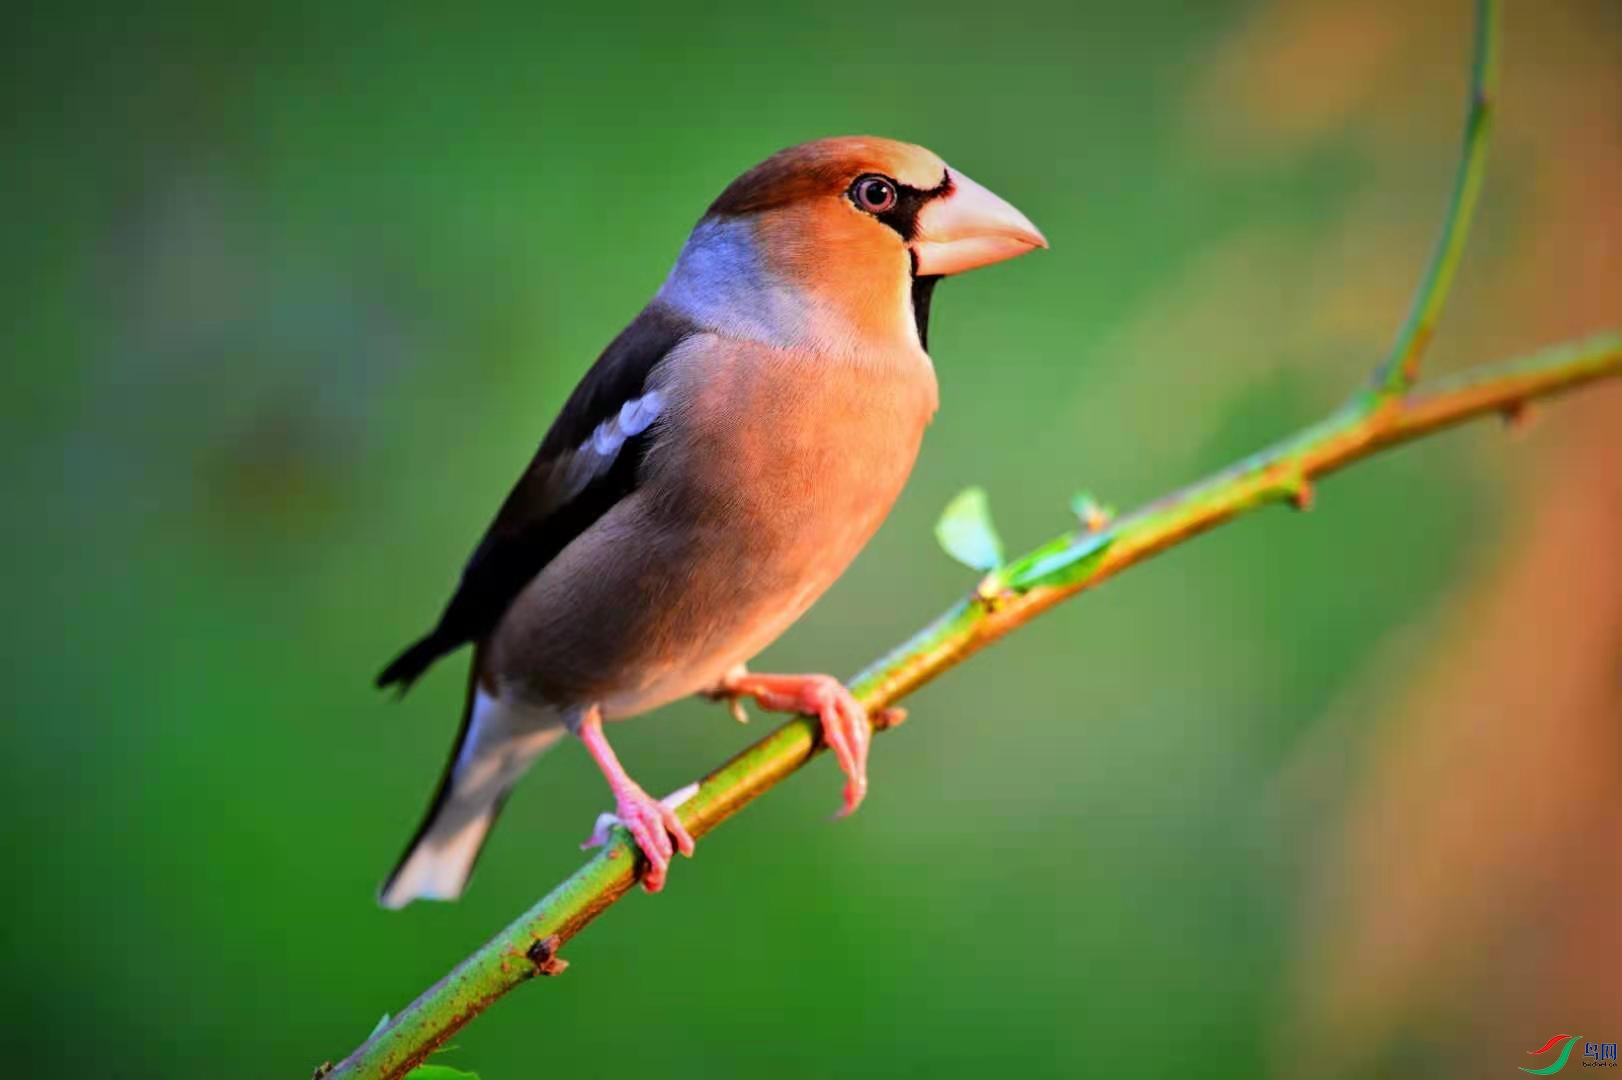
top-left (589, 389), bottom-right (664, 458)
top-left (558, 390), bottom-right (665, 500)
top-left (617, 391), bottom-right (663, 437)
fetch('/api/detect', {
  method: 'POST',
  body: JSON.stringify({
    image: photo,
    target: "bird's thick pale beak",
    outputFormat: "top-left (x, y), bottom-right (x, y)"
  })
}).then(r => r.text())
top-left (912, 168), bottom-right (1048, 277)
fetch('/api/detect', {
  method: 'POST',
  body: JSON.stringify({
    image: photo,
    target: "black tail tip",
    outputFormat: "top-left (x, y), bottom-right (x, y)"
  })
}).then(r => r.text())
top-left (375, 635), bottom-right (441, 693)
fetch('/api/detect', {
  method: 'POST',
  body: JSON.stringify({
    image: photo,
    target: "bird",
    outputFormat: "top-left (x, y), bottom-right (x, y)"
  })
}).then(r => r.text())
top-left (375, 136), bottom-right (1046, 907)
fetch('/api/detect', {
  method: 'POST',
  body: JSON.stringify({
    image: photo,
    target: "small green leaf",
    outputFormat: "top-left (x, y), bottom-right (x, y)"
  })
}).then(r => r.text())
top-left (405, 1066), bottom-right (480, 1080)
top-left (935, 487), bottom-right (1004, 572)
top-left (1005, 532), bottom-right (1114, 592)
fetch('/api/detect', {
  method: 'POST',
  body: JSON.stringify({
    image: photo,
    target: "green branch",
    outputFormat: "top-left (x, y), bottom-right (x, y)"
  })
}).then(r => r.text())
top-left (1367, 0), bottom-right (1498, 398)
top-left (319, 4), bottom-right (1619, 1077)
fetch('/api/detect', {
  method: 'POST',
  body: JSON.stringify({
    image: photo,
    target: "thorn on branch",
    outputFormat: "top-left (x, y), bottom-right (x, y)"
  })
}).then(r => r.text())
top-left (1401, 328), bottom-right (1434, 386)
top-left (1501, 399), bottom-right (1534, 432)
top-left (313, 1063), bottom-right (334, 1080)
top-left (1289, 478), bottom-right (1315, 512)
top-left (973, 572), bottom-right (1013, 610)
top-left (527, 935), bottom-right (569, 977)
top-left (1070, 491), bottom-right (1115, 533)
top-left (873, 706), bottom-right (908, 732)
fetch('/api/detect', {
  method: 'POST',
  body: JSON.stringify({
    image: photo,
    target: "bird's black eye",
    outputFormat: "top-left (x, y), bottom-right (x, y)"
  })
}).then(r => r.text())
top-left (850, 174), bottom-right (898, 214)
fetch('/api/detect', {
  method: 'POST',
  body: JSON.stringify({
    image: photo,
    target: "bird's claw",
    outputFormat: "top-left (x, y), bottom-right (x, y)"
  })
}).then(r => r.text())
top-left (581, 783), bottom-right (698, 893)
top-left (720, 672), bottom-right (871, 818)
top-left (580, 811), bottom-right (622, 852)
top-left (810, 679), bottom-right (870, 819)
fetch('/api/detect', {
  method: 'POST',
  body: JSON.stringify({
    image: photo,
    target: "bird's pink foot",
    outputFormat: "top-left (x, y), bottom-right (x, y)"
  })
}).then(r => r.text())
top-left (719, 672), bottom-right (870, 817)
top-left (577, 708), bottom-right (694, 893)
top-left (592, 783), bottom-right (694, 892)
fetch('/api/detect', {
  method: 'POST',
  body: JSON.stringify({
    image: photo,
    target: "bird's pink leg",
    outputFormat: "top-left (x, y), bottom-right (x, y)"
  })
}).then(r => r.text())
top-left (717, 672), bottom-right (870, 817)
top-left (576, 706), bottom-right (694, 893)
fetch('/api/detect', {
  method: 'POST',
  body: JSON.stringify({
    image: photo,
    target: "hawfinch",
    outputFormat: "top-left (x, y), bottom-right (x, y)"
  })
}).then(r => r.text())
top-left (377, 136), bottom-right (1046, 906)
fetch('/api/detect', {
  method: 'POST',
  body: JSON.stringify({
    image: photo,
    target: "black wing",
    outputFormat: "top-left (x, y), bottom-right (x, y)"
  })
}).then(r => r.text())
top-left (376, 302), bottom-right (698, 691)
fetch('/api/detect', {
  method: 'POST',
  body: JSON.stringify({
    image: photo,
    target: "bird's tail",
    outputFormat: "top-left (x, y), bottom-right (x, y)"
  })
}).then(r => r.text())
top-left (375, 630), bottom-right (449, 693)
top-left (380, 678), bottom-right (566, 909)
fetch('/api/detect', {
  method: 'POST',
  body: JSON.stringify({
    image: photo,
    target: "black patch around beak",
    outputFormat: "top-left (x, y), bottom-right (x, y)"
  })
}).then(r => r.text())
top-left (909, 266), bottom-right (941, 350)
top-left (878, 170), bottom-right (954, 243)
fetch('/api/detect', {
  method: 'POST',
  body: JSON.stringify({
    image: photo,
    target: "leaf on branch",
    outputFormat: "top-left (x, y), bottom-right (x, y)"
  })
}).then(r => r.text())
top-left (935, 486), bottom-right (1005, 572)
top-left (405, 1066), bottom-right (479, 1080)
top-left (1004, 531), bottom-right (1114, 592)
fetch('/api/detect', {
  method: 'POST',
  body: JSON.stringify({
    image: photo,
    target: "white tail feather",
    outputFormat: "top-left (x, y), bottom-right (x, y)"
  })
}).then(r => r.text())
top-left (380, 690), bottom-right (565, 909)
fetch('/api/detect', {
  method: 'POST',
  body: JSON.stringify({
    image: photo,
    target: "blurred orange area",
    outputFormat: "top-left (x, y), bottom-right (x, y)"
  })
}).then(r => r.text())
top-left (1190, 0), bottom-right (1621, 357)
top-left (1186, 2), bottom-right (1622, 1076)
top-left (1279, 389), bottom-right (1622, 1077)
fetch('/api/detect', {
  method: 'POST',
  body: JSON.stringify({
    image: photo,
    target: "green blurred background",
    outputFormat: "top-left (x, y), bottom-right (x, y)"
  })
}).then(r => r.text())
top-left (5, 1), bottom-right (1619, 1077)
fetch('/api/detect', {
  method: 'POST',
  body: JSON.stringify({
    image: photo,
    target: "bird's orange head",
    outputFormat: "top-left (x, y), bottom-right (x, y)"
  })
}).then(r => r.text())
top-left (661, 136), bottom-right (1046, 354)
